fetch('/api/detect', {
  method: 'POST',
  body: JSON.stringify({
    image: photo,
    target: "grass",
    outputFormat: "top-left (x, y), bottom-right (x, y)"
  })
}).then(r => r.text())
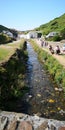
top-left (0, 39), bottom-right (25, 63)
top-left (29, 39), bottom-right (65, 89)
top-left (0, 39), bottom-right (29, 111)
top-left (35, 13), bottom-right (65, 35)
top-left (0, 47), bottom-right (14, 62)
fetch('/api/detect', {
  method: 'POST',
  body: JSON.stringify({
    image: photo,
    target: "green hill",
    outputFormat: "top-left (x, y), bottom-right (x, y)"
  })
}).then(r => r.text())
top-left (0, 25), bottom-right (18, 38)
top-left (35, 13), bottom-right (65, 35)
top-left (0, 25), bottom-right (10, 32)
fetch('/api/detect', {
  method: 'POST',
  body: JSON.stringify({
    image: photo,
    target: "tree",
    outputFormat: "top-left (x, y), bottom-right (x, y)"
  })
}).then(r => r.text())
top-left (53, 35), bottom-right (61, 41)
top-left (0, 34), bottom-right (11, 44)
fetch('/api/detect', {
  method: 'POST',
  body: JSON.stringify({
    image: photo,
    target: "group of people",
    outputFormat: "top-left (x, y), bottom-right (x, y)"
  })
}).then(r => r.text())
top-left (49, 45), bottom-right (61, 54)
top-left (40, 39), bottom-right (65, 55)
top-left (49, 44), bottom-right (65, 55)
top-left (40, 40), bottom-right (48, 47)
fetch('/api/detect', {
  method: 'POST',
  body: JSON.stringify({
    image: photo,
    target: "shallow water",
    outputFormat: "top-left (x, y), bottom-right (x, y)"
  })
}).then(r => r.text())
top-left (17, 42), bottom-right (65, 120)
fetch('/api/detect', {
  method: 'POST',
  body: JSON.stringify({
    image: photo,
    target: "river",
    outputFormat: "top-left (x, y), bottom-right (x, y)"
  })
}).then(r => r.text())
top-left (15, 42), bottom-right (65, 121)
top-left (2, 42), bottom-right (65, 121)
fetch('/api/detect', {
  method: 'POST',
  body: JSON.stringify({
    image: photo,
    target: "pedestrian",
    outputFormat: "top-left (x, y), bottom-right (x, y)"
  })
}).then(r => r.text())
top-left (55, 45), bottom-right (60, 54)
top-left (41, 41), bottom-right (44, 47)
top-left (49, 45), bottom-right (54, 54)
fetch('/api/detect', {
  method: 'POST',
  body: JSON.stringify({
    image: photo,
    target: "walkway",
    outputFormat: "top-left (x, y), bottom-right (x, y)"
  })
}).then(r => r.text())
top-left (35, 39), bottom-right (65, 68)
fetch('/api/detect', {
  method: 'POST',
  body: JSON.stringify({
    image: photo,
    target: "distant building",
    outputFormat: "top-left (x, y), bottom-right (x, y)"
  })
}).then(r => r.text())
top-left (26, 31), bottom-right (37, 39)
top-left (2, 30), bottom-right (13, 38)
top-left (46, 32), bottom-right (58, 38)
top-left (26, 31), bottom-right (42, 39)
top-left (19, 34), bottom-right (27, 39)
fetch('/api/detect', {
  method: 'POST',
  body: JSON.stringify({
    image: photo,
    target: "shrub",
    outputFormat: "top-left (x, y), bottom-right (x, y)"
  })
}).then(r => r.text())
top-left (60, 28), bottom-right (65, 39)
top-left (0, 34), bottom-right (11, 44)
top-left (53, 35), bottom-right (61, 41)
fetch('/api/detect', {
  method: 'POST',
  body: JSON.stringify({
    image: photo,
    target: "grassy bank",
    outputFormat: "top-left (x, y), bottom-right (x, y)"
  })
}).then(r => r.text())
top-left (0, 39), bottom-right (29, 111)
top-left (0, 39), bottom-right (25, 63)
top-left (29, 39), bottom-right (65, 92)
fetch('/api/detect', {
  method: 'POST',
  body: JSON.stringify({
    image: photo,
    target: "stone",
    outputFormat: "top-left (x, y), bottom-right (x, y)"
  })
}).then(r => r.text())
top-left (51, 125), bottom-right (56, 130)
top-left (1, 111), bottom-right (65, 130)
top-left (58, 127), bottom-right (65, 130)
top-left (6, 119), bottom-right (17, 130)
top-left (36, 121), bottom-right (48, 130)
top-left (0, 116), bottom-right (8, 130)
top-left (17, 121), bottom-right (33, 130)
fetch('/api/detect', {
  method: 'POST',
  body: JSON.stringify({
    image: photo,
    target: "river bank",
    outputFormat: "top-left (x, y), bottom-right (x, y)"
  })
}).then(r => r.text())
top-left (1, 41), bottom-right (65, 120)
top-left (29, 39), bottom-right (65, 90)
top-left (1, 40), bottom-right (65, 129)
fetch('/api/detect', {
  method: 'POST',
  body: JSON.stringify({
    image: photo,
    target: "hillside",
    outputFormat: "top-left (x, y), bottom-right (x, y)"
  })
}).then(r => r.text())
top-left (0, 25), bottom-right (19, 40)
top-left (0, 25), bottom-right (10, 32)
top-left (35, 13), bottom-right (65, 35)
top-left (0, 25), bottom-right (24, 35)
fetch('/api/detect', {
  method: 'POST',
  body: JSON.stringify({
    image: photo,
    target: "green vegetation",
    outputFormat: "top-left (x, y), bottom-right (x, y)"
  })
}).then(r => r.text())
top-left (60, 28), bottom-right (65, 39)
top-left (0, 25), bottom-right (9, 33)
top-left (0, 25), bottom-right (18, 42)
top-left (46, 35), bottom-right (61, 41)
top-left (0, 33), bottom-right (12, 44)
top-left (35, 13), bottom-right (65, 35)
top-left (0, 39), bottom-right (25, 63)
top-left (52, 35), bottom-right (61, 41)
top-left (0, 40), bottom-right (29, 110)
top-left (29, 39), bottom-right (65, 91)
top-left (0, 48), bottom-right (12, 61)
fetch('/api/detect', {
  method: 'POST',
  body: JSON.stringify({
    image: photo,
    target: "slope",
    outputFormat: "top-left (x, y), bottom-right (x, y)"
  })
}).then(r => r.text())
top-left (35, 13), bottom-right (65, 35)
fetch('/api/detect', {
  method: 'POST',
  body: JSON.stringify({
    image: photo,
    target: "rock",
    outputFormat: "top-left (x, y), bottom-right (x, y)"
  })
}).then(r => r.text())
top-left (37, 94), bottom-right (41, 97)
top-left (0, 116), bottom-right (8, 130)
top-left (51, 124), bottom-right (56, 130)
top-left (28, 95), bottom-right (32, 98)
top-left (54, 87), bottom-right (63, 92)
top-left (35, 112), bottom-right (42, 117)
top-left (17, 121), bottom-right (33, 130)
top-left (59, 110), bottom-right (65, 114)
top-left (0, 111), bottom-right (65, 130)
top-left (6, 119), bottom-right (17, 130)
top-left (36, 121), bottom-right (48, 130)
top-left (58, 127), bottom-right (65, 130)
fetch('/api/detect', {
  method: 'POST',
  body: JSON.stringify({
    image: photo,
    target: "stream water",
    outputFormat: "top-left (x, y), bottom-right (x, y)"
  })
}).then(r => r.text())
top-left (16, 42), bottom-right (65, 121)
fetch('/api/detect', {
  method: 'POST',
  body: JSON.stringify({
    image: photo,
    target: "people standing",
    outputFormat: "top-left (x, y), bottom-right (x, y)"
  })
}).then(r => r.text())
top-left (55, 45), bottom-right (60, 54)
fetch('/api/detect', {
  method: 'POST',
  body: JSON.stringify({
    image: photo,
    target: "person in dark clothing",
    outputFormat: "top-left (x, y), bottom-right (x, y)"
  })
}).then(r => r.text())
top-left (49, 45), bottom-right (54, 54)
top-left (55, 45), bottom-right (60, 54)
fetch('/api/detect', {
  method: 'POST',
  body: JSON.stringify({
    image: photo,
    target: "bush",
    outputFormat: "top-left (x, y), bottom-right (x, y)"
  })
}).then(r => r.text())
top-left (53, 35), bottom-right (61, 41)
top-left (0, 41), bottom-right (29, 110)
top-left (0, 34), bottom-right (11, 44)
top-left (60, 28), bottom-right (65, 39)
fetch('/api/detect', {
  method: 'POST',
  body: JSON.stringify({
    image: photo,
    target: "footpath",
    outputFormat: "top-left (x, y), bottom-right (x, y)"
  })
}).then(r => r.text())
top-left (35, 39), bottom-right (65, 68)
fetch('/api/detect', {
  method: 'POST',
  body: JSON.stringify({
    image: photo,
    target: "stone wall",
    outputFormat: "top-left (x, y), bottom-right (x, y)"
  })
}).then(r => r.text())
top-left (0, 111), bottom-right (65, 130)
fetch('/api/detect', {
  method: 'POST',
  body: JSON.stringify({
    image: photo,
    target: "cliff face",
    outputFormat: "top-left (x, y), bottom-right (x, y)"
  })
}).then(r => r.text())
top-left (0, 111), bottom-right (65, 130)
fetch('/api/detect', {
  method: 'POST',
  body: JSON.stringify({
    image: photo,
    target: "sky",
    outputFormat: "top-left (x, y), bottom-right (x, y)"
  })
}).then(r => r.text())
top-left (0, 0), bottom-right (65, 31)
